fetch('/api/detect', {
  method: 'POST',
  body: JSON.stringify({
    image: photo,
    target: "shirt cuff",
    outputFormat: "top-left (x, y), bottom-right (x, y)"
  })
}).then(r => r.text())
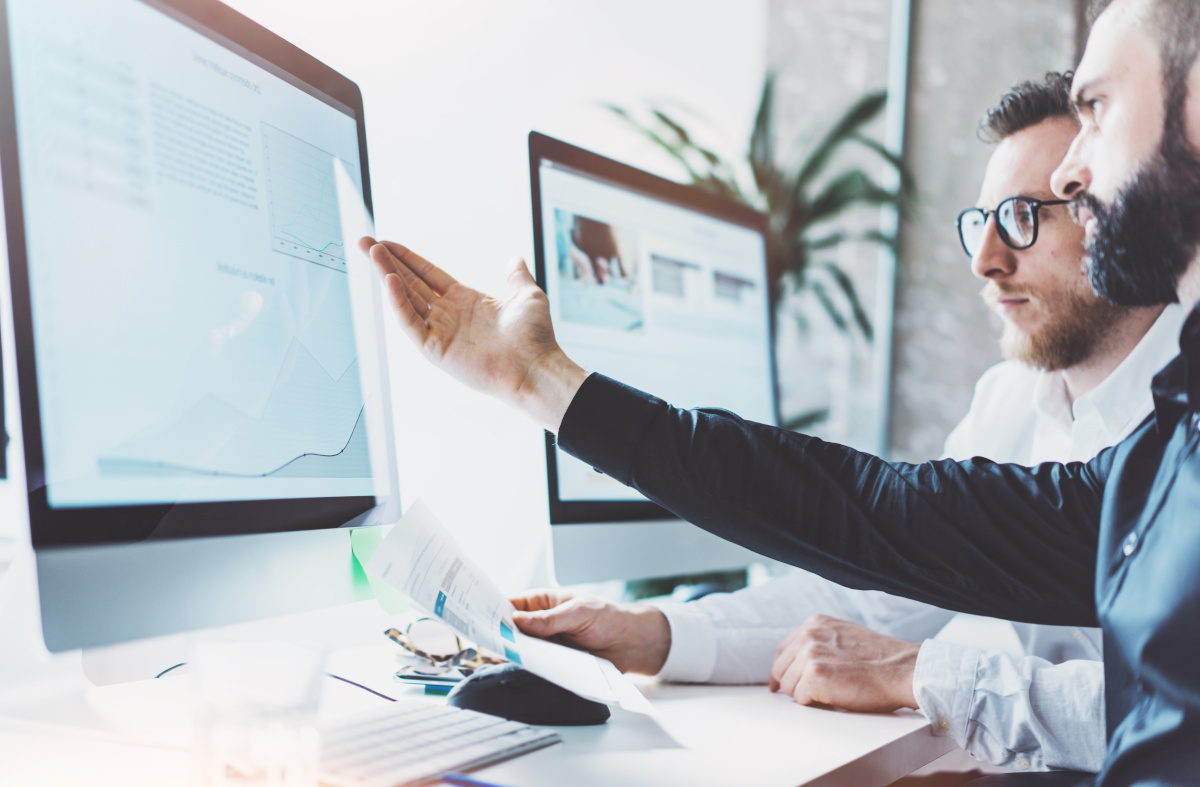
top-left (646, 600), bottom-right (719, 683)
top-left (913, 639), bottom-right (982, 746)
top-left (557, 374), bottom-right (665, 485)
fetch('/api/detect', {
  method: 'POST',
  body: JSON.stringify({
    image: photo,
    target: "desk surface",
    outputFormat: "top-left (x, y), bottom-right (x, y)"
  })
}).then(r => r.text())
top-left (479, 681), bottom-right (954, 787)
top-left (0, 644), bottom-right (954, 787)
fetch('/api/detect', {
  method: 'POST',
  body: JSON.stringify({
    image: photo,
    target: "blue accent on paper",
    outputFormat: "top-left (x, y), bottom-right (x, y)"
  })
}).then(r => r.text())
top-left (504, 647), bottom-right (521, 665)
top-left (500, 622), bottom-right (515, 642)
top-left (435, 590), bottom-right (447, 618)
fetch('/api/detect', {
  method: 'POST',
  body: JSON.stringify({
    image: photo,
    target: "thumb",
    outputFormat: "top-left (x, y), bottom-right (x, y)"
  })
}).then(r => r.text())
top-left (505, 255), bottom-right (537, 290)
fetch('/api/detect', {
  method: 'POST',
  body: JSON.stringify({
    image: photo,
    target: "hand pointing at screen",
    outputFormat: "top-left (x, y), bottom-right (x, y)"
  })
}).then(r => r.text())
top-left (359, 237), bottom-right (589, 433)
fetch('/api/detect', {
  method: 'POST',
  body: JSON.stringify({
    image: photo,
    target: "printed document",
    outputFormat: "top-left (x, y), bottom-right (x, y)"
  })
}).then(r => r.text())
top-left (366, 500), bottom-right (653, 714)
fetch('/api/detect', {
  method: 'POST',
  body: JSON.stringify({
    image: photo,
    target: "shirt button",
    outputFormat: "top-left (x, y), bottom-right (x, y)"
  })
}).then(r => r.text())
top-left (1016, 758), bottom-right (1031, 770)
top-left (1123, 532), bottom-right (1140, 557)
top-left (1073, 629), bottom-right (1087, 643)
top-left (937, 718), bottom-right (950, 731)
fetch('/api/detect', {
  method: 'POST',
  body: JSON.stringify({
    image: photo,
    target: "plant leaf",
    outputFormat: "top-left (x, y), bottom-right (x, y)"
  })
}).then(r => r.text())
top-left (605, 103), bottom-right (705, 182)
top-left (783, 408), bottom-right (830, 431)
top-left (847, 133), bottom-right (916, 200)
top-left (809, 280), bottom-right (850, 333)
top-left (805, 169), bottom-right (901, 228)
top-left (749, 73), bottom-right (779, 200)
top-left (652, 109), bottom-right (694, 147)
top-left (792, 92), bottom-right (887, 194)
top-left (807, 228), bottom-right (897, 252)
top-left (816, 262), bottom-right (874, 341)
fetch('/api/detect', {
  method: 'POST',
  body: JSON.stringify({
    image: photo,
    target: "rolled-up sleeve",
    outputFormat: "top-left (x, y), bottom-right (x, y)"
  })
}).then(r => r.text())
top-left (650, 570), bottom-right (958, 684)
top-left (914, 640), bottom-right (1106, 772)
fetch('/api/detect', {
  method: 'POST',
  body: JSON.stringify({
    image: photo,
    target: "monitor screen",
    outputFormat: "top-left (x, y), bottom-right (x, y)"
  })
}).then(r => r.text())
top-left (531, 133), bottom-right (776, 523)
top-left (2, 0), bottom-right (394, 546)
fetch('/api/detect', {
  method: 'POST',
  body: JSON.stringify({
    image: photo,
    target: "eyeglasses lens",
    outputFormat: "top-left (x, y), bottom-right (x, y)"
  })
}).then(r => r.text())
top-left (1000, 198), bottom-right (1035, 248)
top-left (959, 209), bottom-right (986, 257)
top-left (404, 618), bottom-right (462, 661)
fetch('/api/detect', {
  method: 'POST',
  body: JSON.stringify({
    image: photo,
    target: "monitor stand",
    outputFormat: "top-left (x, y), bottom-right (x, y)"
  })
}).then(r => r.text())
top-left (0, 547), bottom-right (84, 696)
top-left (0, 547), bottom-right (187, 690)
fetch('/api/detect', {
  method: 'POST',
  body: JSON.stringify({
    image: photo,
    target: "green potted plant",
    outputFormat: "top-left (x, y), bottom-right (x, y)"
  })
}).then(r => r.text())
top-left (608, 73), bottom-right (911, 429)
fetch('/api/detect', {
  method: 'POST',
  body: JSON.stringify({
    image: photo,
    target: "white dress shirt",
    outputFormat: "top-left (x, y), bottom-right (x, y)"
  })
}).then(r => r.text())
top-left (651, 304), bottom-right (1185, 773)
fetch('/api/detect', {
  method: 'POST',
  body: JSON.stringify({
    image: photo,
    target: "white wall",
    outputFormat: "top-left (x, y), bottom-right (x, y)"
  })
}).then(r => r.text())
top-left (218, 0), bottom-right (769, 592)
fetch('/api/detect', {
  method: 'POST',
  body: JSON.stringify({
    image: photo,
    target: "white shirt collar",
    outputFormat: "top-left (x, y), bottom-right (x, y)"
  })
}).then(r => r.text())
top-left (1033, 304), bottom-right (1186, 434)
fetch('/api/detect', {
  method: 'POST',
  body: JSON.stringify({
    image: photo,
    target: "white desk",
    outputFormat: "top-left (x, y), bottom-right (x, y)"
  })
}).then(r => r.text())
top-left (0, 640), bottom-right (955, 787)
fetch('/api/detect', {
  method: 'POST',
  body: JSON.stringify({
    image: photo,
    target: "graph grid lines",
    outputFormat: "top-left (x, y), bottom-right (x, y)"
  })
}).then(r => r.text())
top-left (262, 122), bottom-right (353, 271)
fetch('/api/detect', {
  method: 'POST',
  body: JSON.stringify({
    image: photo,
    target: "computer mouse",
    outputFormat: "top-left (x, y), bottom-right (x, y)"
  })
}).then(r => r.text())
top-left (445, 663), bottom-right (611, 726)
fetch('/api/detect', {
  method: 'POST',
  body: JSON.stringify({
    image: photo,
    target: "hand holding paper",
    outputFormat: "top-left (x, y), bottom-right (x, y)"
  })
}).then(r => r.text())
top-left (365, 501), bottom-right (653, 714)
top-left (510, 589), bottom-right (672, 676)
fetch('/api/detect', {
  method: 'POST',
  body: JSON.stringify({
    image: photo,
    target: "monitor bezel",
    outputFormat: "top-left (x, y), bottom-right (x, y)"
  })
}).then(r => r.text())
top-left (528, 131), bottom-right (779, 526)
top-left (0, 0), bottom-right (392, 548)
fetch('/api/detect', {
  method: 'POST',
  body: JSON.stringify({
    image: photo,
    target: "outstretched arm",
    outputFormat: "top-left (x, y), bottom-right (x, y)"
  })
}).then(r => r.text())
top-left (360, 237), bottom-right (589, 433)
top-left (366, 238), bottom-right (1106, 625)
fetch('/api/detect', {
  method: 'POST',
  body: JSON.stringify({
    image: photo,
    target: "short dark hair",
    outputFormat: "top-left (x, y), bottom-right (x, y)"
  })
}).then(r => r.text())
top-left (978, 72), bottom-right (1076, 144)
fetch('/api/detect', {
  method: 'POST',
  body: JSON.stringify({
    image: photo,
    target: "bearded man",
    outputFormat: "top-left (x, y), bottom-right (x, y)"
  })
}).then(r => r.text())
top-left (365, 1), bottom-right (1200, 782)
top-left (508, 72), bottom-right (1183, 777)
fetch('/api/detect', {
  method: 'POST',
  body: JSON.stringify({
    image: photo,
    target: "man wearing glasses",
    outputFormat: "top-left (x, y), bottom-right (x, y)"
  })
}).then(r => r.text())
top-left (507, 73), bottom-right (1182, 776)
top-left (364, 1), bottom-right (1200, 780)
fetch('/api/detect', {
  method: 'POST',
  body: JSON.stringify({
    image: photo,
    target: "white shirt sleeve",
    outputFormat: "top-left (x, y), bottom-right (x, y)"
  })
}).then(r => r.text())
top-left (650, 570), bottom-right (957, 684)
top-left (914, 640), bottom-right (1107, 773)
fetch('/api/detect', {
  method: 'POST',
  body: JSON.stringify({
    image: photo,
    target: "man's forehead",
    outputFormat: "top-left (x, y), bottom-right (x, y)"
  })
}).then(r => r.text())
top-left (1073, 0), bottom-right (1156, 100)
top-left (976, 120), bottom-right (1076, 207)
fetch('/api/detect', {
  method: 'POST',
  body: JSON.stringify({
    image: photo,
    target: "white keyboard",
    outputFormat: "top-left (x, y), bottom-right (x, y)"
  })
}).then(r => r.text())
top-left (319, 700), bottom-right (561, 787)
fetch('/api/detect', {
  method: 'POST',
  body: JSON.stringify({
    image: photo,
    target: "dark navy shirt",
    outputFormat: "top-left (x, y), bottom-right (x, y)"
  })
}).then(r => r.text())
top-left (558, 304), bottom-right (1200, 786)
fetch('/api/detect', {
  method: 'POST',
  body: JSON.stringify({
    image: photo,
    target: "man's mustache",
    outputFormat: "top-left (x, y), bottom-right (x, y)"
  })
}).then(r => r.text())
top-left (1069, 191), bottom-right (1103, 225)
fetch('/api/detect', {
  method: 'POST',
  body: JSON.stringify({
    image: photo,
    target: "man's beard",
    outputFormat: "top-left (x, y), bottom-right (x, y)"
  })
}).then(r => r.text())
top-left (1074, 120), bottom-right (1200, 307)
top-left (982, 283), bottom-right (1126, 371)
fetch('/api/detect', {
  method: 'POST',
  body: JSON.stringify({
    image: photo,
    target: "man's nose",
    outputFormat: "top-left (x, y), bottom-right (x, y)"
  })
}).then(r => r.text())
top-left (970, 216), bottom-right (1017, 280)
top-left (1051, 132), bottom-right (1089, 199)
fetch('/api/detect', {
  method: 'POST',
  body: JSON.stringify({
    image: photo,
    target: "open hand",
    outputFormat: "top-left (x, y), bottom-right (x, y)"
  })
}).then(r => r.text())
top-left (361, 238), bottom-right (589, 432)
top-left (510, 589), bottom-right (671, 675)
top-left (769, 614), bottom-right (920, 713)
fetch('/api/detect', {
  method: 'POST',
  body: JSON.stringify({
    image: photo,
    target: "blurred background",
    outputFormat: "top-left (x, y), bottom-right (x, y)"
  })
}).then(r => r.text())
top-left (118, 0), bottom-right (1084, 593)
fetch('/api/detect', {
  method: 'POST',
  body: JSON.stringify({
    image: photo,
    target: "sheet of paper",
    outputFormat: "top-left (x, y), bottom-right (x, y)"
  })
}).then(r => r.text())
top-left (366, 500), bottom-right (653, 713)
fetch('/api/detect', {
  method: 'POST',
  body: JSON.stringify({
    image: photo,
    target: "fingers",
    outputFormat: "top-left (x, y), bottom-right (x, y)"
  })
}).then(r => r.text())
top-left (505, 255), bottom-right (538, 290)
top-left (382, 273), bottom-right (429, 346)
top-left (512, 599), bottom-right (590, 639)
top-left (369, 244), bottom-right (436, 318)
top-left (380, 240), bottom-right (459, 294)
top-left (509, 589), bottom-right (570, 613)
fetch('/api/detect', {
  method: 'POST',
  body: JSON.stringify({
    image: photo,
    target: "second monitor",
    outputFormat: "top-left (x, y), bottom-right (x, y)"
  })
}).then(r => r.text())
top-left (529, 132), bottom-right (779, 584)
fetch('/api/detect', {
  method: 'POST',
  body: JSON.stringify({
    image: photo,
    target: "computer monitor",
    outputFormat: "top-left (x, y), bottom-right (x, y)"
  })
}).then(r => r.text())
top-left (0, 0), bottom-right (399, 652)
top-left (529, 132), bottom-right (780, 584)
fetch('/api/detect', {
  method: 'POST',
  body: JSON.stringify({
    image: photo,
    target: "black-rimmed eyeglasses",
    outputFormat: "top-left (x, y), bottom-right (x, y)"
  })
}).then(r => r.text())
top-left (956, 196), bottom-right (1069, 259)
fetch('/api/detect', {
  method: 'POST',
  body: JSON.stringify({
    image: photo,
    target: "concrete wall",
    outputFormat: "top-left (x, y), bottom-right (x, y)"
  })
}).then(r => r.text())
top-left (768, 0), bottom-right (1081, 462)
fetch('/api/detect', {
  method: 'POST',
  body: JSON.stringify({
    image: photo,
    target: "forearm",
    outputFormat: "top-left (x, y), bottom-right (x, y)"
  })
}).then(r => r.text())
top-left (652, 571), bottom-right (958, 684)
top-left (557, 374), bottom-right (1105, 625)
top-left (914, 642), bottom-right (1106, 773)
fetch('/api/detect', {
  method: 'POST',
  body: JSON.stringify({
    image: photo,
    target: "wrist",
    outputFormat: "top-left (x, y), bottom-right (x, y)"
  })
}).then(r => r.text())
top-left (893, 642), bottom-right (921, 709)
top-left (517, 349), bottom-right (590, 433)
top-left (624, 604), bottom-right (672, 675)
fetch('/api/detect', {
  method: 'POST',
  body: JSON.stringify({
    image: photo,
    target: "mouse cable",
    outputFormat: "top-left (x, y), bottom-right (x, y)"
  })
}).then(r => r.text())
top-left (153, 661), bottom-right (398, 703)
top-left (154, 662), bottom-right (188, 679)
top-left (326, 673), bottom-right (398, 702)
